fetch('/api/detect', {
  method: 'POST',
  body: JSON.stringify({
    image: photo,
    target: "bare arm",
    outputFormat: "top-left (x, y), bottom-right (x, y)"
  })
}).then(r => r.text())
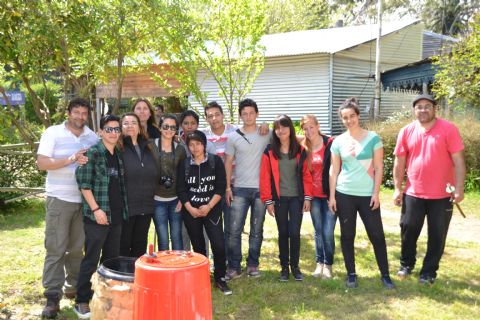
top-left (328, 153), bottom-right (341, 213)
top-left (451, 151), bottom-right (466, 203)
top-left (37, 149), bottom-right (88, 171)
top-left (370, 147), bottom-right (384, 210)
top-left (393, 156), bottom-right (406, 206)
top-left (224, 154), bottom-right (234, 205)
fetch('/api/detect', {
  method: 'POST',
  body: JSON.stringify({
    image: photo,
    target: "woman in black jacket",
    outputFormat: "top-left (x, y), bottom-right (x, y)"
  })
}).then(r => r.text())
top-left (119, 112), bottom-right (159, 257)
top-left (176, 130), bottom-right (231, 296)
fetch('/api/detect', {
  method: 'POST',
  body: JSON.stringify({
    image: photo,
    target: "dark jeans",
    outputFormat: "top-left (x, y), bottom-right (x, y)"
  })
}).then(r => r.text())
top-left (120, 214), bottom-right (152, 258)
top-left (336, 191), bottom-right (389, 276)
top-left (400, 195), bottom-right (453, 278)
top-left (310, 197), bottom-right (337, 265)
top-left (182, 206), bottom-right (226, 282)
top-left (228, 187), bottom-right (266, 271)
top-left (76, 222), bottom-right (122, 303)
top-left (274, 196), bottom-right (303, 268)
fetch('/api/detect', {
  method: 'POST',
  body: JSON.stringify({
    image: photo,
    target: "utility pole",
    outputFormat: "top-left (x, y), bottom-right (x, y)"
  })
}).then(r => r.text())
top-left (374, 0), bottom-right (382, 120)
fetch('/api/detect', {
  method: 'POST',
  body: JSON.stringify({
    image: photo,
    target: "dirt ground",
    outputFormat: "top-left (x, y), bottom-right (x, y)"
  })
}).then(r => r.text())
top-left (381, 208), bottom-right (480, 244)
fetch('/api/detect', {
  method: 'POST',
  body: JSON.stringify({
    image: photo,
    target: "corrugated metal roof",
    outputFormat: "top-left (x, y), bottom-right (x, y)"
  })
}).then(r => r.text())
top-left (262, 19), bottom-right (420, 57)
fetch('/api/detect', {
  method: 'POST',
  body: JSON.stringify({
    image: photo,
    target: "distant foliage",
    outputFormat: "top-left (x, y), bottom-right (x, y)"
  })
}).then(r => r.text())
top-left (265, 0), bottom-right (331, 34)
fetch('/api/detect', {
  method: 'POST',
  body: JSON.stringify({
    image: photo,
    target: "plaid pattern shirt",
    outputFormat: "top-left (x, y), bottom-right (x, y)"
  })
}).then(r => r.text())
top-left (76, 141), bottom-right (128, 223)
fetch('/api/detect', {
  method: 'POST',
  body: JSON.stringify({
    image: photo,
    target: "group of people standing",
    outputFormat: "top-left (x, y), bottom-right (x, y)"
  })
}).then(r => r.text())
top-left (37, 93), bottom-right (465, 319)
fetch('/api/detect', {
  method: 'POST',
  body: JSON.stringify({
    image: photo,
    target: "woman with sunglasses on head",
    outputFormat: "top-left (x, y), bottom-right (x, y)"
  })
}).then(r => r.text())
top-left (329, 97), bottom-right (395, 289)
top-left (300, 114), bottom-right (336, 279)
top-left (74, 115), bottom-right (128, 318)
top-left (260, 114), bottom-right (313, 282)
top-left (153, 114), bottom-right (186, 250)
top-left (132, 98), bottom-right (161, 139)
top-left (118, 112), bottom-right (159, 258)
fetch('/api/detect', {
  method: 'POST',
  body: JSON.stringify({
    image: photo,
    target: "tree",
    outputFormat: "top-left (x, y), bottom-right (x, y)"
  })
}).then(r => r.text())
top-left (432, 13), bottom-right (480, 108)
top-left (147, 0), bottom-right (267, 122)
top-left (88, 0), bottom-right (150, 115)
top-left (0, 0), bottom-right (63, 129)
top-left (422, 0), bottom-right (480, 36)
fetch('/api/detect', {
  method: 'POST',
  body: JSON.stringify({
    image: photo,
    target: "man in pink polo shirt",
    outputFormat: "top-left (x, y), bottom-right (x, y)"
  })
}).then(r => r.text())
top-left (393, 93), bottom-right (465, 285)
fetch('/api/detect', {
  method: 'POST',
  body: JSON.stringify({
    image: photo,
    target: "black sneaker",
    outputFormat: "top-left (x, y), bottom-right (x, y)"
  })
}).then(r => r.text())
top-left (279, 267), bottom-right (289, 282)
top-left (397, 266), bottom-right (413, 279)
top-left (291, 267), bottom-right (304, 281)
top-left (419, 274), bottom-right (435, 286)
top-left (215, 279), bottom-right (233, 295)
top-left (346, 273), bottom-right (358, 288)
top-left (381, 274), bottom-right (396, 289)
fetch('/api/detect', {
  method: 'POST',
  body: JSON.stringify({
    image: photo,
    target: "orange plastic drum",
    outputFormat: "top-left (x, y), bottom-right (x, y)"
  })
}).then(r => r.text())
top-left (133, 250), bottom-right (212, 320)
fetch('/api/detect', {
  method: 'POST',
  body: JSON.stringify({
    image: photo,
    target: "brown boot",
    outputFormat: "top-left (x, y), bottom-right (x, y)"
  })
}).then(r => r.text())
top-left (41, 296), bottom-right (60, 319)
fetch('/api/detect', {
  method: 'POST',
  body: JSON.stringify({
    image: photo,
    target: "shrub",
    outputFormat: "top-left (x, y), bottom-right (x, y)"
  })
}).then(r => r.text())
top-left (369, 110), bottom-right (480, 191)
top-left (0, 150), bottom-right (45, 203)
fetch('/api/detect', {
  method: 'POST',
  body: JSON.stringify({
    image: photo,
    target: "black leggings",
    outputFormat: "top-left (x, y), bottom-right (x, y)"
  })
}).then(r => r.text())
top-left (182, 206), bottom-right (226, 281)
top-left (274, 196), bottom-right (303, 268)
top-left (336, 191), bottom-right (390, 276)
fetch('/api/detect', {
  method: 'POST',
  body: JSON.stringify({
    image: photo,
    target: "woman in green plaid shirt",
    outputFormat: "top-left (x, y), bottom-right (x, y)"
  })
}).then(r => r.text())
top-left (73, 115), bottom-right (128, 318)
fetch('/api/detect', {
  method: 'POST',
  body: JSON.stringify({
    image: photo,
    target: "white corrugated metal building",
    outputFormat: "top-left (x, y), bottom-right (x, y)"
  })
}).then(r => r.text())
top-left (191, 19), bottom-right (423, 134)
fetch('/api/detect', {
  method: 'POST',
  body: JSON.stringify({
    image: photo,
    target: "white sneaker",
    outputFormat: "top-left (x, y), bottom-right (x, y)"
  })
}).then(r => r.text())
top-left (312, 263), bottom-right (323, 278)
top-left (74, 303), bottom-right (91, 319)
top-left (322, 264), bottom-right (333, 279)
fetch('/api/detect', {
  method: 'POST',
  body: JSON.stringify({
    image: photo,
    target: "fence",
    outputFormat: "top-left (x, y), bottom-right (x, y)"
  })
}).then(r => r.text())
top-left (0, 142), bottom-right (44, 205)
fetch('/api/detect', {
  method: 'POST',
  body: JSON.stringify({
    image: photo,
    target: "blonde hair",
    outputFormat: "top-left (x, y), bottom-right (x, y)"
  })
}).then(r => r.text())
top-left (300, 114), bottom-right (322, 171)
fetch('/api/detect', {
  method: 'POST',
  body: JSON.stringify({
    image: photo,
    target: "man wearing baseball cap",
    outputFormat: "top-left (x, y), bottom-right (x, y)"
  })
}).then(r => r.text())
top-left (392, 93), bottom-right (465, 285)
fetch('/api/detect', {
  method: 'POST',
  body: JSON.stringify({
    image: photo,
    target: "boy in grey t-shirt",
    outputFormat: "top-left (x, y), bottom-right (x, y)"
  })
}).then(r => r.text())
top-left (224, 98), bottom-right (270, 280)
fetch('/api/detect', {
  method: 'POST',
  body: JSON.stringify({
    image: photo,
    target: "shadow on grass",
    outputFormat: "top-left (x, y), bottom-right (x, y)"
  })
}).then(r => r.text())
top-left (0, 199), bottom-right (45, 230)
top-left (216, 230), bottom-right (480, 319)
top-left (213, 267), bottom-right (480, 320)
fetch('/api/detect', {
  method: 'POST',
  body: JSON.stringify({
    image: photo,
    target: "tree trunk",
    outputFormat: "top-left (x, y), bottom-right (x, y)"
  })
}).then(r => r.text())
top-left (112, 53), bottom-right (125, 115)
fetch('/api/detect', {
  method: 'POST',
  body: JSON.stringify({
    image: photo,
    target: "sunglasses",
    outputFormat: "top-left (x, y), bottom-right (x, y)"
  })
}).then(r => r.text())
top-left (162, 124), bottom-right (177, 131)
top-left (104, 126), bottom-right (121, 133)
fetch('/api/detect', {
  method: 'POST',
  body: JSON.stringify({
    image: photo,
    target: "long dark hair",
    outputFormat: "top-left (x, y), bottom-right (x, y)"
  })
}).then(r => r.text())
top-left (271, 114), bottom-right (300, 159)
top-left (131, 98), bottom-right (159, 129)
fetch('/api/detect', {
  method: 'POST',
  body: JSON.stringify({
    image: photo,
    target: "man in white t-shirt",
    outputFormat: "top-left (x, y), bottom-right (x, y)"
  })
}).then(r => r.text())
top-left (202, 102), bottom-right (238, 264)
top-left (36, 98), bottom-right (98, 318)
top-left (224, 98), bottom-right (271, 280)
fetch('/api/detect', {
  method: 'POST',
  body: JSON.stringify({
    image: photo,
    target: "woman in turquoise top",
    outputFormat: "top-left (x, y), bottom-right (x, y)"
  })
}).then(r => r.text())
top-left (328, 97), bottom-right (395, 290)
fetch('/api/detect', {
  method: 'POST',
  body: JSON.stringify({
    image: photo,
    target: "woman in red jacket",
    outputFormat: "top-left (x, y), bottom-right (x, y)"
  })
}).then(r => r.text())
top-left (260, 114), bottom-right (312, 282)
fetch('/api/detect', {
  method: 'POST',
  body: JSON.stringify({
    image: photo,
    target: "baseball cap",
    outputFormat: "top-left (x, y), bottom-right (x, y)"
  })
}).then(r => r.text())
top-left (412, 93), bottom-right (436, 108)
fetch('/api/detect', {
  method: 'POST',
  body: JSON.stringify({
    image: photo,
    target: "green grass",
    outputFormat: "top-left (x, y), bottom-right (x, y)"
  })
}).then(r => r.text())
top-left (1, 193), bottom-right (479, 319)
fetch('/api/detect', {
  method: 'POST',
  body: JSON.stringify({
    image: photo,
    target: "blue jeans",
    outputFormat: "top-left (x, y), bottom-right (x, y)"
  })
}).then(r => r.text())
top-left (153, 199), bottom-right (183, 250)
top-left (227, 187), bottom-right (266, 271)
top-left (222, 196), bottom-right (232, 262)
top-left (310, 197), bottom-right (337, 265)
